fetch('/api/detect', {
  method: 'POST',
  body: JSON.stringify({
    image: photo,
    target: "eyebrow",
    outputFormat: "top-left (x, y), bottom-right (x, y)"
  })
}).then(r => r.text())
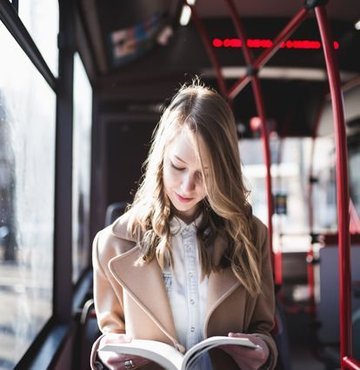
top-left (174, 155), bottom-right (186, 163)
top-left (174, 155), bottom-right (208, 170)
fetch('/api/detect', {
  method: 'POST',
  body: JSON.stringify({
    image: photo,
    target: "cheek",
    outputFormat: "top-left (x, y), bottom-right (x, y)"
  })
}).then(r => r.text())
top-left (163, 166), bottom-right (177, 191)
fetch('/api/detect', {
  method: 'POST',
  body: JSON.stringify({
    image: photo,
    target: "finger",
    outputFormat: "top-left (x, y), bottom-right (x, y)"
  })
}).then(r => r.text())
top-left (227, 332), bottom-right (266, 350)
top-left (102, 333), bottom-right (133, 344)
top-left (102, 353), bottom-right (151, 367)
top-left (222, 345), bottom-right (267, 362)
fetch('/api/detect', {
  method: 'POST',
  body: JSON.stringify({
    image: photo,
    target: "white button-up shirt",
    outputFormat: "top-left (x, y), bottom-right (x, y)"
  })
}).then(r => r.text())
top-left (163, 216), bottom-right (213, 369)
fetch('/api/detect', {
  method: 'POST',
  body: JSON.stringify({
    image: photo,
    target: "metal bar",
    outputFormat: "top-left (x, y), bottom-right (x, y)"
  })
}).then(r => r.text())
top-left (224, 0), bottom-right (274, 266)
top-left (228, 7), bottom-right (309, 100)
top-left (53, 0), bottom-right (75, 324)
top-left (251, 77), bottom-right (274, 265)
top-left (254, 8), bottom-right (309, 70)
top-left (0, 0), bottom-right (57, 91)
top-left (11, 0), bottom-right (18, 12)
top-left (342, 357), bottom-right (360, 370)
top-left (188, 4), bottom-right (228, 97)
top-left (223, 0), bottom-right (253, 65)
top-left (315, 5), bottom-right (352, 365)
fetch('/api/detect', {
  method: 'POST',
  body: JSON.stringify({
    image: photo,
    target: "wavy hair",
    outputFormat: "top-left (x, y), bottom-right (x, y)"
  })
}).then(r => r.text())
top-left (127, 80), bottom-right (262, 296)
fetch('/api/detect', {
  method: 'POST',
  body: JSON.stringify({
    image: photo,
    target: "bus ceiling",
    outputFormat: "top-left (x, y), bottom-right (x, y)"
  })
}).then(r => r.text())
top-left (77, 0), bottom-right (360, 138)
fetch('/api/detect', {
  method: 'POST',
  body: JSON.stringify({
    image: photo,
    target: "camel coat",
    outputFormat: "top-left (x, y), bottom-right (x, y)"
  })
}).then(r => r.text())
top-left (90, 212), bottom-right (277, 369)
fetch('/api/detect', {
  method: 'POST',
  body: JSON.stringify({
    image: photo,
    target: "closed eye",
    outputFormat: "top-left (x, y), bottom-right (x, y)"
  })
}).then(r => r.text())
top-left (170, 162), bottom-right (185, 171)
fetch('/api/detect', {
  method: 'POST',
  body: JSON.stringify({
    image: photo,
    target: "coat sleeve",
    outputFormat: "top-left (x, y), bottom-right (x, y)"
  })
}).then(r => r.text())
top-left (248, 222), bottom-right (278, 370)
top-left (90, 230), bottom-right (127, 369)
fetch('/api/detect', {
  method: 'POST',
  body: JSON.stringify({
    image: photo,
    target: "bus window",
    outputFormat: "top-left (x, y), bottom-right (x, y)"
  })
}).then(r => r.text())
top-left (18, 0), bottom-right (59, 76)
top-left (72, 52), bottom-right (92, 282)
top-left (0, 21), bottom-right (56, 368)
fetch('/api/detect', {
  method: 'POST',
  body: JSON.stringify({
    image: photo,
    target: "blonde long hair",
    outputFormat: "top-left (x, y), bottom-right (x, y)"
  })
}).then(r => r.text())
top-left (127, 80), bottom-right (262, 296)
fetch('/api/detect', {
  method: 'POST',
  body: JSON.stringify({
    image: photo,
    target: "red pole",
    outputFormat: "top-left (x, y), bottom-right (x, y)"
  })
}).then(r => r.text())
top-left (223, 0), bottom-right (274, 264)
top-left (251, 77), bottom-right (274, 263)
top-left (254, 8), bottom-right (309, 71)
top-left (342, 357), bottom-right (360, 370)
top-left (223, 0), bottom-right (253, 65)
top-left (188, 4), bottom-right (228, 97)
top-left (315, 5), bottom-right (352, 367)
top-left (228, 7), bottom-right (309, 100)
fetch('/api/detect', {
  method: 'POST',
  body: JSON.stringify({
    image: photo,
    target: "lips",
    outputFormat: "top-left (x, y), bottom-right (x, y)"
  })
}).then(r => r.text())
top-left (175, 193), bottom-right (194, 203)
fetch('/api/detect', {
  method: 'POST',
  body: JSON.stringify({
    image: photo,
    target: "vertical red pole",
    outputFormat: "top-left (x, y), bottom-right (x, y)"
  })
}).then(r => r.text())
top-left (187, 4), bottom-right (228, 97)
top-left (251, 78), bottom-right (274, 263)
top-left (223, 0), bottom-right (274, 265)
top-left (315, 6), bottom-right (352, 367)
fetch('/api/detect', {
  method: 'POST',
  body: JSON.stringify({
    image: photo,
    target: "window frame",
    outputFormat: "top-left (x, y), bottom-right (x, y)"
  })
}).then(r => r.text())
top-left (0, 0), bottom-right (91, 367)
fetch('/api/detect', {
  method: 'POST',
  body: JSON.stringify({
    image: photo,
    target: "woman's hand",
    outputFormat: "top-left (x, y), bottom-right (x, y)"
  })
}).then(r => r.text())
top-left (219, 332), bottom-right (269, 370)
top-left (98, 333), bottom-right (151, 370)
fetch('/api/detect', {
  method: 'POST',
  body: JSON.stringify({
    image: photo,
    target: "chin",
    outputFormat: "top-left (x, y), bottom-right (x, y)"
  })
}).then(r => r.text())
top-left (174, 203), bottom-right (194, 213)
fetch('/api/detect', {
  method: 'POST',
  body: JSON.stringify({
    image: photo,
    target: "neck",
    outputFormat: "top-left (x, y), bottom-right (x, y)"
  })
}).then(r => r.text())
top-left (173, 206), bottom-right (202, 225)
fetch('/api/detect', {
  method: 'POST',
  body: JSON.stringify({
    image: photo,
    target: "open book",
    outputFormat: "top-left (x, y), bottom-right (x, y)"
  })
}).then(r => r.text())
top-left (99, 335), bottom-right (258, 370)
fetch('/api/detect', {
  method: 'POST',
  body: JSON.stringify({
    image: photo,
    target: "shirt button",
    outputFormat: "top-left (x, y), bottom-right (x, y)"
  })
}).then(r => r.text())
top-left (190, 299), bottom-right (195, 305)
top-left (191, 326), bottom-right (195, 332)
top-left (188, 272), bottom-right (193, 277)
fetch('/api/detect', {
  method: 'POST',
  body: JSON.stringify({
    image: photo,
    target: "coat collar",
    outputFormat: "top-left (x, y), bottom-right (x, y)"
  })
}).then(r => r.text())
top-left (108, 246), bottom-right (182, 348)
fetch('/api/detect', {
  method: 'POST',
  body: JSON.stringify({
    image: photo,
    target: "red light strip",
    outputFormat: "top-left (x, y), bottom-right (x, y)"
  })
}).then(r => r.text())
top-left (212, 38), bottom-right (339, 50)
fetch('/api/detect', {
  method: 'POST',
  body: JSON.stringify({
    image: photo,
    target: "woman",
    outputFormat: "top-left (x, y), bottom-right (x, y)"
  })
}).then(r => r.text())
top-left (91, 81), bottom-right (277, 370)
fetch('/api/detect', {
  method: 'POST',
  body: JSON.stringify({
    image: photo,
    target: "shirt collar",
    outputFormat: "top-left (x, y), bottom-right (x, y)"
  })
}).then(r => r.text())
top-left (169, 213), bottom-right (203, 235)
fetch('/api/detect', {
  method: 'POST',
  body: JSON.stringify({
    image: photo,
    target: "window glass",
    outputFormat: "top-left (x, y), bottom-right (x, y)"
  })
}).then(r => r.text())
top-left (312, 136), bottom-right (337, 233)
top-left (349, 143), bottom-right (360, 218)
top-left (72, 52), bottom-right (92, 282)
top-left (0, 21), bottom-right (55, 368)
top-left (18, 0), bottom-right (59, 76)
top-left (238, 139), bottom-right (268, 224)
top-left (239, 137), bottom-right (312, 252)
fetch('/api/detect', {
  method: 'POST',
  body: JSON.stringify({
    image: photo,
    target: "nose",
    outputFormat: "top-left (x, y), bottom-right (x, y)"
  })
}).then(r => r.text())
top-left (181, 172), bottom-right (196, 193)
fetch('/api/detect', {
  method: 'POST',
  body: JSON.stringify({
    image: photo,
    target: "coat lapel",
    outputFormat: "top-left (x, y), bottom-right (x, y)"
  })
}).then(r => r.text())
top-left (109, 222), bottom-right (241, 343)
top-left (204, 235), bottom-right (241, 336)
top-left (205, 268), bottom-right (240, 336)
top-left (108, 246), bottom-right (180, 347)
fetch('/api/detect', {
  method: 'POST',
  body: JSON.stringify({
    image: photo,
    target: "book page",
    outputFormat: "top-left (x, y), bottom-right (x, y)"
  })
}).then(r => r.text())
top-left (183, 336), bottom-right (258, 369)
top-left (100, 339), bottom-right (184, 370)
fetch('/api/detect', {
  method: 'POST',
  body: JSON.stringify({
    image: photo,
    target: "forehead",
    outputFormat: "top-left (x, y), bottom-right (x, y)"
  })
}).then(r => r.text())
top-left (166, 128), bottom-right (209, 168)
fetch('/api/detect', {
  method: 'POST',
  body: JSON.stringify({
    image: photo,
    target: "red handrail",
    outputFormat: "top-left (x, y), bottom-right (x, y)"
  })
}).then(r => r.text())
top-left (186, 2), bottom-right (356, 366)
top-left (251, 78), bottom-right (274, 261)
top-left (187, 3), bottom-right (227, 97)
top-left (342, 357), bottom-right (360, 370)
top-left (223, 0), bottom-right (274, 263)
top-left (228, 7), bottom-right (309, 100)
top-left (315, 5), bottom-right (354, 369)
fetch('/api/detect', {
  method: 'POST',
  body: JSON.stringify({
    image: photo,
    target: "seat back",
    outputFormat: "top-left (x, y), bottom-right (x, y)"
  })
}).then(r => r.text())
top-left (353, 308), bottom-right (360, 359)
top-left (105, 201), bottom-right (128, 226)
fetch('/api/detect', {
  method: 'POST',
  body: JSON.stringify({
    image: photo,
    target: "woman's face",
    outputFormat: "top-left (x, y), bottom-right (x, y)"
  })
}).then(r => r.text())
top-left (163, 128), bottom-right (208, 223)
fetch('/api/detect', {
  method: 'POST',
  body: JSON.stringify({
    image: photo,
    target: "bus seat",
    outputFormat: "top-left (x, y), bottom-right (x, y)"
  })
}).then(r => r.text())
top-left (317, 242), bottom-right (360, 343)
top-left (353, 307), bottom-right (360, 359)
top-left (273, 300), bottom-right (292, 370)
top-left (105, 201), bottom-right (128, 226)
top-left (74, 298), bottom-right (100, 370)
top-left (74, 202), bottom-right (128, 369)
